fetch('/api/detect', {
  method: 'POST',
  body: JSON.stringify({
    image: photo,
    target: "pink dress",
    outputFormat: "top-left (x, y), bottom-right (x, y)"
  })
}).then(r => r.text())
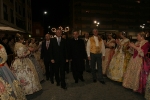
top-left (123, 40), bottom-right (150, 93)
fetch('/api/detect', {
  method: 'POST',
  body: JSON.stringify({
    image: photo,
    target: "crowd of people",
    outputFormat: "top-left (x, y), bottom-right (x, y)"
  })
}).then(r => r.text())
top-left (0, 28), bottom-right (150, 100)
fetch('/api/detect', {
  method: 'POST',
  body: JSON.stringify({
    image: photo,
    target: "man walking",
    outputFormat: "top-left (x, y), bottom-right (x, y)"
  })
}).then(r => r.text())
top-left (86, 29), bottom-right (105, 84)
top-left (69, 31), bottom-right (87, 83)
top-left (41, 34), bottom-right (54, 84)
top-left (50, 29), bottom-right (68, 90)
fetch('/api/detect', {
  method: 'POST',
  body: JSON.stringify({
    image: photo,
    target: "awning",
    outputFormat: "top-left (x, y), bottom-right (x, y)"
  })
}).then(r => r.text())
top-left (0, 26), bottom-right (25, 33)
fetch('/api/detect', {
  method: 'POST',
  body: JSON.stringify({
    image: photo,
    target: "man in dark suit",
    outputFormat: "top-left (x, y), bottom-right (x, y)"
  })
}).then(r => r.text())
top-left (69, 31), bottom-right (87, 83)
top-left (51, 29), bottom-right (68, 90)
top-left (41, 33), bottom-right (54, 84)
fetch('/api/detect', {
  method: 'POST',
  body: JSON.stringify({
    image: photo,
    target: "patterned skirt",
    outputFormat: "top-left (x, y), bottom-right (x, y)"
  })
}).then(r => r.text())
top-left (29, 55), bottom-right (44, 81)
top-left (0, 65), bottom-right (26, 100)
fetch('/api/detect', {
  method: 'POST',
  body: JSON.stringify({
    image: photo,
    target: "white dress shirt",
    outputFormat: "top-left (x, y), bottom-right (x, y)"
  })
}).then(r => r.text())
top-left (46, 40), bottom-right (50, 48)
top-left (86, 36), bottom-right (105, 57)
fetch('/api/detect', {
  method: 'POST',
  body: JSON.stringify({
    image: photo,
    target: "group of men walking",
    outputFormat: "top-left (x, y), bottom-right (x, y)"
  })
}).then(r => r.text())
top-left (41, 28), bottom-right (105, 90)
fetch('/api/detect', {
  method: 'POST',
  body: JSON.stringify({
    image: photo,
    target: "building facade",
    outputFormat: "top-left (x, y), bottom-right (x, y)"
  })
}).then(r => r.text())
top-left (32, 22), bottom-right (44, 38)
top-left (71, 0), bottom-right (150, 35)
top-left (0, 0), bottom-right (32, 35)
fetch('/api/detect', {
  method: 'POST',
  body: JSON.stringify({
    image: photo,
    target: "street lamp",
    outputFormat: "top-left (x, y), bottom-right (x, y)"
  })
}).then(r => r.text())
top-left (94, 21), bottom-right (97, 24)
top-left (44, 11), bottom-right (47, 14)
top-left (94, 20), bottom-right (100, 27)
top-left (43, 11), bottom-right (47, 28)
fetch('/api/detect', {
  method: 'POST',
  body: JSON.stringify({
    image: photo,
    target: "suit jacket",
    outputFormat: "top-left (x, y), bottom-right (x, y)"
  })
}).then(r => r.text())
top-left (50, 37), bottom-right (68, 63)
top-left (69, 38), bottom-right (87, 60)
top-left (41, 40), bottom-right (51, 61)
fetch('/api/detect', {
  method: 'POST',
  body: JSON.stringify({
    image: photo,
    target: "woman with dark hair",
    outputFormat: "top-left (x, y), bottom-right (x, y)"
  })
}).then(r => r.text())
top-left (1, 37), bottom-right (13, 55)
top-left (0, 44), bottom-right (26, 100)
top-left (123, 32), bottom-right (150, 94)
top-left (8, 37), bottom-right (15, 53)
top-left (11, 34), bottom-right (42, 95)
top-left (107, 31), bottom-right (131, 82)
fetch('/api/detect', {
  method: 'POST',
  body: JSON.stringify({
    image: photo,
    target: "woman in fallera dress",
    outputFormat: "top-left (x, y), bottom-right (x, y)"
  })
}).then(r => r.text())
top-left (34, 39), bottom-right (45, 75)
top-left (107, 32), bottom-right (131, 82)
top-left (123, 32), bottom-right (150, 94)
top-left (102, 33), bottom-right (115, 75)
top-left (28, 38), bottom-right (44, 81)
top-left (11, 34), bottom-right (42, 95)
top-left (0, 44), bottom-right (26, 100)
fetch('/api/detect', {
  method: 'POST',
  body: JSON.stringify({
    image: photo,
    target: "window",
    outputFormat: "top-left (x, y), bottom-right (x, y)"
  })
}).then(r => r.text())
top-left (19, 5), bottom-right (21, 15)
top-left (3, 4), bottom-right (8, 21)
top-left (10, 9), bottom-right (14, 23)
top-left (3, 4), bottom-right (7, 12)
top-left (23, 8), bottom-right (25, 17)
top-left (10, 0), bottom-right (13, 3)
top-left (15, 2), bottom-right (17, 12)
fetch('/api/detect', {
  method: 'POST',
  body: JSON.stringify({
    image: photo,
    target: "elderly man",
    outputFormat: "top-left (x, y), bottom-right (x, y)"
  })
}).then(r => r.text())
top-left (86, 29), bottom-right (105, 84)
top-left (69, 31), bottom-right (87, 83)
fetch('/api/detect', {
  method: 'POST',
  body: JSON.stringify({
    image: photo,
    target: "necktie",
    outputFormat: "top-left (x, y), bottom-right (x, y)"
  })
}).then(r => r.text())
top-left (46, 42), bottom-right (49, 49)
top-left (58, 37), bottom-right (61, 46)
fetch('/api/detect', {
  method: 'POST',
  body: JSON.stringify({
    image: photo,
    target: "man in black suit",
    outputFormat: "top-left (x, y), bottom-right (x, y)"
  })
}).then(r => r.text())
top-left (69, 31), bottom-right (87, 83)
top-left (51, 29), bottom-right (68, 90)
top-left (41, 34), bottom-right (54, 84)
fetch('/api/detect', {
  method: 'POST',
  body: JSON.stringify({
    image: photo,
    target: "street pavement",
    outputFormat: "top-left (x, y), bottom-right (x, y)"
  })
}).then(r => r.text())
top-left (26, 72), bottom-right (145, 100)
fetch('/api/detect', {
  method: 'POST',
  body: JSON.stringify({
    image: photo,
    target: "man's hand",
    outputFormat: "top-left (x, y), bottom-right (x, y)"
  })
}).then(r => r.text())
top-left (88, 57), bottom-right (91, 60)
top-left (102, 56), bottom-right (105, 60)
top-left (51, 59), bottom-right (55, 63)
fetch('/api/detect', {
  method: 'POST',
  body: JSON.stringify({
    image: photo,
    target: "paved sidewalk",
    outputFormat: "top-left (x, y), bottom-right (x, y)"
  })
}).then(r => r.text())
top-left (27, 72), bottom-right (145, 100)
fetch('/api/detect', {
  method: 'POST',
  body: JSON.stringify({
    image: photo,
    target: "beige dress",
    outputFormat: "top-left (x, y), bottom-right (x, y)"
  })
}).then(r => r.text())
top-left (0, 44), bottom-right (26, 100)
top-left (107, 38), bottom-right (131, 82)
top-left (11, 42), bottom-right (42, 95)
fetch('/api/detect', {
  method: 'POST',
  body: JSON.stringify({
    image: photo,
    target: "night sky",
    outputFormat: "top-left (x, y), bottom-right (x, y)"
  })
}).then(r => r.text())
top-left (31, 0), bottom-right (70, 29)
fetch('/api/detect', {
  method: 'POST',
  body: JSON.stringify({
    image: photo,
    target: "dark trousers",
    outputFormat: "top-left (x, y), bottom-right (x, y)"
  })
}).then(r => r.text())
top-left (90, 53), bottom-right (104, 81)
top-left (54, 62), bottom-right (66, 87)
top-left (85, 58), bottom-right (91, 72)
top-left (72, 70), bottom-right (83, 81)
top-left (44, 60), bottom-right (54, 81)
top-left (65, 62), bottom-right (69, 73)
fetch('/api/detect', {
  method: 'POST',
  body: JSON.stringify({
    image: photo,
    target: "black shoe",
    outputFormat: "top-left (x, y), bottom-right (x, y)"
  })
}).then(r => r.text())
top-left (57, 83), bottom-right (60, 86)
top-left (61, 86), bottom-right (67, 90)
top-left (99, 81), bottom-right (105, 84)
top-left (93, 79), bottom-right (97, 83)
top-left (75, 80), bottom-right (78, 83)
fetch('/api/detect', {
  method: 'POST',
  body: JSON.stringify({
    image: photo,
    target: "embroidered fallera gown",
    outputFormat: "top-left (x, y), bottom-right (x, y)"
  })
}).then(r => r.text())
top-left (28, 43), bottom-right (44, 81)
top-left (11, 42), bottom-right (42, 95)
top-left (102, 39), bottom-right (115, 74)
top-left (123, 40), bottom-right (150, 93)
top-left (0, 44), bottom-right (26, 100)
top-left (107, 38), bottom-right (131, 82)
